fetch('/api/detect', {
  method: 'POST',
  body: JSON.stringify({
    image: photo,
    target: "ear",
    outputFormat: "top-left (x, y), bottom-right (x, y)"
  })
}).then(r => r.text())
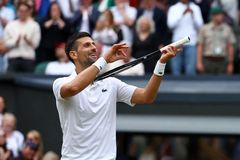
top-left (69, 51), bottom-right (78, 61)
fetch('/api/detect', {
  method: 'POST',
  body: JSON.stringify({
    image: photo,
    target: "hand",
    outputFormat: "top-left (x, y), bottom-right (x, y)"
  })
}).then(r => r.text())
top-left (197, 62), bottom-right (205, 73)
top-left (16, 35), bottom-right (21, 46)
top-left (44, 20), bottom-right (53, 28)
top-left (159, 45), bottom-right (179, 63)
top-left (183, 7), bottom-right (193, 15)
top-left (23, 35), bottom-right (33, 47)
top-left (56, 19), bottom-right (65, 29)
top-left (227, 63), bottom-right (234, 74)
top-left (104, 43), bottom-right (128, 63)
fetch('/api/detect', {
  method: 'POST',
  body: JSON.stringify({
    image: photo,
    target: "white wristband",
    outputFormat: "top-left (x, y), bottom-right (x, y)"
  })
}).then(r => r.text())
top-left (93, 57), bottom-right (107, 72)
top-left (153, 61), bottom-right (166, 76)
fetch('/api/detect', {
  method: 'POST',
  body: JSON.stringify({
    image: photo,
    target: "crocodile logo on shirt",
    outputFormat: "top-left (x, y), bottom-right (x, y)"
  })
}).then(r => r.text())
top-left (102, 89), bottom-right (107, 92)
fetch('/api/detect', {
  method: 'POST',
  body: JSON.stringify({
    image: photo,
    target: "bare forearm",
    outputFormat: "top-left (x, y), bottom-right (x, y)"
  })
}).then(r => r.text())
top-left (197, 44), bottom-right (203, 63)
top-left (143, 74), bottom-right (163, 102)
top-left (60, 65), bottom-right (99, 98)
top-left (227, 43), bottom-right (234, 64)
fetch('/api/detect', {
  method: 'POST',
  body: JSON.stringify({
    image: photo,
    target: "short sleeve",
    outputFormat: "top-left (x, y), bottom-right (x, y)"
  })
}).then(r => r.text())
top-left (227, 27), bottom-right (236, 44)
top-left (52, 78), bottom-right (67, 101)
top-left (114, 78), bottom-right (137, 106)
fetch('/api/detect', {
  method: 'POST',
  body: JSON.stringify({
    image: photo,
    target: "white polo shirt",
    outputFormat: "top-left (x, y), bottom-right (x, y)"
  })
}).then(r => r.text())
top-left (53, 71), bottom-right (137, 160)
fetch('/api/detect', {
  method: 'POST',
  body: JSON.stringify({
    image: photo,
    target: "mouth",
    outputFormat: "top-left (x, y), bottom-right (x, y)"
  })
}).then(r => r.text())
top-left (89, 54), bottom-right (98, 60)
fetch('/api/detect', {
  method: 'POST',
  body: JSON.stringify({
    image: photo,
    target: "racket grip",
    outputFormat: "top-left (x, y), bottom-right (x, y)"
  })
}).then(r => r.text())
top-left (170, 36), bottom-right (190, 48)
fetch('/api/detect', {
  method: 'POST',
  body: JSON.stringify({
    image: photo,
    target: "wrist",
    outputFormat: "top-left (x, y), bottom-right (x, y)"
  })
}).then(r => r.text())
top-left (93, 57), bottom-right (107, 72)
top-left (154, 61), bottom-right (166, 76)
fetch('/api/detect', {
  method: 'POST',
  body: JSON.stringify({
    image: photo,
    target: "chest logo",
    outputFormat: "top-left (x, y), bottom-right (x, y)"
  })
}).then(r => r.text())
top-left (102, 89), bottom-right (107, 92)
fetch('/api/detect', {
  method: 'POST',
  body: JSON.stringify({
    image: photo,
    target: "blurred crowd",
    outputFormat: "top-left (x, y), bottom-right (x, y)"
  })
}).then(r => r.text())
top-left (117, 133), bottom-right (240, 160)
top-left (0, 0), bottom-right (239, 76)
top-left (0, 96), bottom-right (60, 160)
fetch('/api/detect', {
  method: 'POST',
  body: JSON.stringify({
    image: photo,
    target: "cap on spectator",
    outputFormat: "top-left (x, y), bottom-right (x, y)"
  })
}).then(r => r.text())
top-left (210, 6), bottom-right (224, 15)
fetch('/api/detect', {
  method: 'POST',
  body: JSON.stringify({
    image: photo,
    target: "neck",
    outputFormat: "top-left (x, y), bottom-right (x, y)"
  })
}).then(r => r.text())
top-left (75, 63), bottom-right (88, 74)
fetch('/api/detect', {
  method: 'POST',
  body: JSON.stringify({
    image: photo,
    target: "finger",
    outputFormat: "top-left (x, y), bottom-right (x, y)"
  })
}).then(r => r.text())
top-left (117, 50), bottom-right (127, 57)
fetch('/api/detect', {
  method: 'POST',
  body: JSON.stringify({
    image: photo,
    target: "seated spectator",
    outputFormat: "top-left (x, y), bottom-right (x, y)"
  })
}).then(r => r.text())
top-left (70, 0), bottom-right (100, 34)
top-left (3, 2), bottom-right (41, 73)
top-left (42, 151), bottom-right (59, 160)
top-left (92, 9), bottom-right (123, 56)
top-left (2, 113), bottom-right (24, 158)
top-left (132, 16), bottom-right (159, 74)
top-left (38, 1), bottom-right (72, 63)
top-left (0, 129), bottom-right (13, 160)
top-left (45, 42), bottom-right (75, 75)
top-left (137, 0), bottom-right (169, 46)
top-left (197, 6), bottom-right (236, 74)
top-left (26, 130), bottom-right (43, 160)
top-left (14, 140), bottom-right (39, 160)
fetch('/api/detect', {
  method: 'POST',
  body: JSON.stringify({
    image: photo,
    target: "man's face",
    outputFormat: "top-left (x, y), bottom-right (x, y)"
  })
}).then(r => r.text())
top-left (212, 13), bottom-right (224, 24)
top-left (74, 37), bottom-right (98, 67)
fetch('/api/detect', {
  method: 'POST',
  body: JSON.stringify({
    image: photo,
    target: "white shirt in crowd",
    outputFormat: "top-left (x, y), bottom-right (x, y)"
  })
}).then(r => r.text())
top-left (45, 61), bottom-right (75, 75)
top-left (0, 6), bottom-right (15, 38)
top-left (3, 18), bottom-right (41, 60)
top-left (107, 58), bottom-right (145, 76)
top-left (111, 3), bottom-right (137, 45)
top-left (56, 0), bottom-right (79, 19)
top-left (53, 71), bottom-right (136, 160)
top-left (167, 2), bottom-right (203, 45)
top-left (6, 130), bottom-right (24, 157)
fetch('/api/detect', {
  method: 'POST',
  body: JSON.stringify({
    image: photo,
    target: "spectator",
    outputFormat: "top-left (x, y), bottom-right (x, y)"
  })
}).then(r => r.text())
top-left (0, 0), bottom-right (15, 73)
top-left (106, 48), bottom-right (145, 76)
top-left (38, 1), bottom-right (72, 63)
top-left (42, 151), bottom-right (59, 160)
top-left (0, 129), bottom-right (13, 160)
top-left (132, 16), bottom-right (159, 74)
top-left (3, 2), bottom-right (41, 73)
top-left (193, 0), bottom-right (212, 23)
top-left (137, 0), bottom-right (169, 46)
top-left (14, 140), bottom-right (38, 160)
top-left (45, 42), bottom-right (75, 75)
top-left (0, 96), bottom-right (6, 128)
top-left (92, 9), bottom-right (123, 56)
top-left (197, 6), bottom-right (236, 74)
top-left (110, 0), bottom-right (137, 45)
top-left (70, 0), bottom-right (100, 34)
top-left (2, 113), bottom-right (24, 158)
top-left (26, 130), bottom-right (43, 160)
top-left (56, 0), bottom-right (79, 19)
top-left (211, 0), bottom-right (238, 25)
top-left (167, 0), bottom-right (203, 75)
top-left (94, 0), bottom-right (115, 13)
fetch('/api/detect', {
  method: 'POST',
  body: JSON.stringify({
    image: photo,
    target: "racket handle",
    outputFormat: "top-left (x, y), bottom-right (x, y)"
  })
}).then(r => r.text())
top-left (170, 36), bottom-right (190, 48)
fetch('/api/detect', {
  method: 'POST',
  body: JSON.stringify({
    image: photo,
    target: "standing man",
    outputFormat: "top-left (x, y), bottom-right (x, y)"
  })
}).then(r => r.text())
top-left (167, 0), bottom-right (203, 75)
top-left (197, 6), bottom-right (236, 74)
top-left (53, 32), bottom-right (179, 160)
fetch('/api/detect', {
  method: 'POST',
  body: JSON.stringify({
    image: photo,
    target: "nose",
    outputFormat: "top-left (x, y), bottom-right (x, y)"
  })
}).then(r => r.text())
top-left (91, 43), bottom-right (97, 52)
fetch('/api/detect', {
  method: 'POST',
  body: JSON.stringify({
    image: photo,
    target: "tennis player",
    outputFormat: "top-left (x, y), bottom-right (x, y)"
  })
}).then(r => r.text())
top-left (53, 32), bottom-right (180, 160)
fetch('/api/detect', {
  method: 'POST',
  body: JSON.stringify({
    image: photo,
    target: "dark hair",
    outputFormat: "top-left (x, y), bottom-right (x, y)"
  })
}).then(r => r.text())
top-left (65, 32), bottom-right (92, 62)
top-left (17, 1), bottom-right (32, 10)
top-left (46, 1), bottom-right (65, 20)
